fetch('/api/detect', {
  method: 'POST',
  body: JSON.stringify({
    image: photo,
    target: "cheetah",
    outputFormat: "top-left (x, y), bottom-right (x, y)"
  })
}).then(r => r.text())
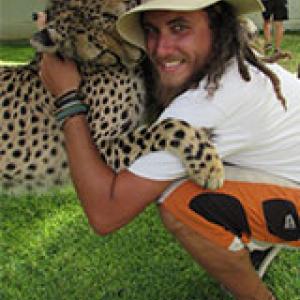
top-left (0, 0), bottom-right (224, 193)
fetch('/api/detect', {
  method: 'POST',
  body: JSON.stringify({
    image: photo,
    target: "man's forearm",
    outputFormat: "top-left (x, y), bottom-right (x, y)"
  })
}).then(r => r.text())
top-left (62, 115), bottom-right (118, 228)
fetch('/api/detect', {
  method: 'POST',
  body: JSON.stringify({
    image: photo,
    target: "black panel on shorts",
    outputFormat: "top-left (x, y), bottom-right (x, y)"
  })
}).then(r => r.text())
top-left (263, 199), bottom-right (300, 241)
top-left (189, 193), bottom-right (251, 238)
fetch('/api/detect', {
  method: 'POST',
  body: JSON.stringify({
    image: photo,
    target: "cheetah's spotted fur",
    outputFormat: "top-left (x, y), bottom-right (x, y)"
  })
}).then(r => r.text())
top-left (0, 0), bottom-right (224, 193)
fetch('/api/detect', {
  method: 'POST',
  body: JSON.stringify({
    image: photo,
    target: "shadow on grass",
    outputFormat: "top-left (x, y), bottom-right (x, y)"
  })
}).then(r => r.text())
top-left (1, 187), bottom-right (299, 300)
top-left (1, 187), bottom-right (228, 300)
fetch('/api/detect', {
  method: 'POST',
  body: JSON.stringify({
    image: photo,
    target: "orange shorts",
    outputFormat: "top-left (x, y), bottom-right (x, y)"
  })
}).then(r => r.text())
top-left (160, 179), bottom-right (300, 251)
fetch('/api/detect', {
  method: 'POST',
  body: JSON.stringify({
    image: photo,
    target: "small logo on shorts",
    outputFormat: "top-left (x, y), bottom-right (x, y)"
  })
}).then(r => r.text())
top-left (284, 214), bottom-right (297, 230)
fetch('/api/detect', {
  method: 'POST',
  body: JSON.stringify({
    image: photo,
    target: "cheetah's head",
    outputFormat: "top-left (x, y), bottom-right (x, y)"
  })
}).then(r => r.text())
top-left (30, 0), bottom-right (143, 67)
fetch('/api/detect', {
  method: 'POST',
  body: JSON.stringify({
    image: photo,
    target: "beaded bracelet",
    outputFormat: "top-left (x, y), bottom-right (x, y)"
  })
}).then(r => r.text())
top-left (54, 90), bottom-right (89, 128)
top-left (55, 103), bottom-right (89, 121)
top-left (54, 90), bottom-right (85, 108)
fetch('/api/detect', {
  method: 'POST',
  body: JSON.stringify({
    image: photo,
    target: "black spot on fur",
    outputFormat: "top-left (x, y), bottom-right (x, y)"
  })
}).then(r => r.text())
top-left (174, 130), bottom-right (185, 139)
top-left (7, 83), bottom-right (14, 92)
top-left (2, 133), bottom-right (9, 141)
top-left (2, 98), bottom-right (10, 107)
top-left (121, 110), bottom-right (128, 120)
top-left (159, 139), bottom-right (166, 147)
top-left (6, 163), bottom-right (16, 171)
top-left (46, 168), bottom-right (55, 174)
top-left (122, 145), bottom-right (131, 154)
top-left (170, 140), bottom-right (180, 148)
top-left (114, 158), bottom-right (120, 169)
top-left (144, 132), bottom-right (151, 140)
top-left (62, 161), bottom-right (68, 168)
top-left (28, 164), bottom-right (37, 171)
top-left (3, 110), bottom-right (10, 119)
top-left (25, 174), bottom-right (34, 180)
top-left (205, 154), bottom-right (212, 161)
top-left (18, 139), bottom-right (26, 146)
top-left (137, 138), bottom-right (146, 150)
top-left (19, 119), bottom-right (26, 128)
top-left (31, 115), bottom-right (39, 123)
top-left (164, 123), bottom-right (174, 130)
top-left (123, 157), bottom-right (130, 166)
top-left (3, 74), bottom-right (12, 81)
top-left (20, 106), bottom-right (27, 115)
top-left (12, 149), bottom-right (22, 158)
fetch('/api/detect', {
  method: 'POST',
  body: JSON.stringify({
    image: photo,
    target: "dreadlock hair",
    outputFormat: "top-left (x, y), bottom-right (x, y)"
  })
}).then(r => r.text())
top-left (142, 1), bottom-right (287, 123)
top-left (203, 1), bottom-right (287, 109)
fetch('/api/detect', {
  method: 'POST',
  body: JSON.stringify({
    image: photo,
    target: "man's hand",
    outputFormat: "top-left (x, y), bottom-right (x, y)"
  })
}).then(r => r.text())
top-left (39, 54), bottom-right (81, 98)
top-left (34, 11), bottom-right (81, 98)
top-left (34, 11), bottom-right (47, 30)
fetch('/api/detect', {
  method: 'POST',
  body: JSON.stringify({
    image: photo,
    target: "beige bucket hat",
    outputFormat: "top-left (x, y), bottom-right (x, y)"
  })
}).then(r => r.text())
top-left (116, 0), bottom-right (264, 50)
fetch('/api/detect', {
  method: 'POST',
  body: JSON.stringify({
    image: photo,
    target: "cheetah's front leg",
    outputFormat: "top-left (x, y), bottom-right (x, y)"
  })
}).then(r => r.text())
top-left (129, 118), bottom-right (224, 190)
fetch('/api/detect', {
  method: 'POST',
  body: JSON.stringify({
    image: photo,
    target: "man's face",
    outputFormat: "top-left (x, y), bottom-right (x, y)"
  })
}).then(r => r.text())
top-left (142, 10), bottom-right (212, 93)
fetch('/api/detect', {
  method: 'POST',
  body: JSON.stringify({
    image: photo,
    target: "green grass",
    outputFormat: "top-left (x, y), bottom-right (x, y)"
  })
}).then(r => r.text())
top-left (1, 33), bottom-right (300, 300)
top-left (0, 188), bottom-right (231, 300)
top-left (0, 42), bottom-right (35, 65)
top-left (1, 189), bottom-right (299, 300)
top-left (278, 32), bottom-right (300, 72)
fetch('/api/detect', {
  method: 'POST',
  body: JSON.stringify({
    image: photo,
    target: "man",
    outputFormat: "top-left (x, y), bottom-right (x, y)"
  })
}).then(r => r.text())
top-left (39, 0), bottom-right (300, 299)
top-left (261, 0), bottom-right (289, 54)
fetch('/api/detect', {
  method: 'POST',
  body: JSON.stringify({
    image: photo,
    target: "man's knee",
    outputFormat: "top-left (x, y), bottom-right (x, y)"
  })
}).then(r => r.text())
top-left (159, 206), bottom-right (185, 234)
top-left (159, 205), bottom-right (254, 272)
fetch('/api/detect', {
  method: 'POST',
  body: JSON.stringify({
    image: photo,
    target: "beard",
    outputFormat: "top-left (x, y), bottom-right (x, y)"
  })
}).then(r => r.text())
top-left (150, 60), bottom-right (207, 108)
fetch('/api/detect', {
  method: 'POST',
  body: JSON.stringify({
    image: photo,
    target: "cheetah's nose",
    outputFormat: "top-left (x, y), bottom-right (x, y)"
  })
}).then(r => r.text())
top-left (32, 12), bottom-right (38, 21)
top-left (32, 29), bottom-right (55, 47)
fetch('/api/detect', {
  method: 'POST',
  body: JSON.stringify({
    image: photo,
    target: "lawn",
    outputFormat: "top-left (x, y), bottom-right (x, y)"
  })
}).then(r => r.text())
top-left (0, 43), bottom-right (35, 65)
top-left (1, 33), bottom-right (300, 300)
top-left (278, 33), bottom-right (300, 72)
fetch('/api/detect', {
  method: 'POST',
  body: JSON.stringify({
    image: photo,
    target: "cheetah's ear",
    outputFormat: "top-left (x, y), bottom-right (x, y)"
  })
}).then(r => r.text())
top-left (50, 0), bottom-right (67, 4)
top-left (69, 0), bottom-right (83, 8)
top-left (102, 0), bottom-right (127, 18)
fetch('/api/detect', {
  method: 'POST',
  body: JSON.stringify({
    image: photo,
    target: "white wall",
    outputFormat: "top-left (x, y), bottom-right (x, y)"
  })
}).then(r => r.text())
top-left (0, 0), bottom-right (47, 41)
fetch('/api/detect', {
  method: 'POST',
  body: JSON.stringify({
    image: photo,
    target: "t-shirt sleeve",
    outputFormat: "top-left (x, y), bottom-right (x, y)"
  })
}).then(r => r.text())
top-left (127, 151), bottom-right (186, 180)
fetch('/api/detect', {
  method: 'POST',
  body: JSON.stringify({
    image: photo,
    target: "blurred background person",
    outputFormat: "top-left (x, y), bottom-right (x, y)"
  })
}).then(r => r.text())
top-left (261, 0), bottom-right (289, 55)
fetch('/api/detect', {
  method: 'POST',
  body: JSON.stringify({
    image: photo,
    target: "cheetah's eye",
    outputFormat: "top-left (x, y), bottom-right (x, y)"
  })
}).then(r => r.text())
top-left (76, 29), bottom-right (85, 34)
top-left (88, 15), bottom-right (100, 21)
top-left (102, 12), bottom-right (118, 22)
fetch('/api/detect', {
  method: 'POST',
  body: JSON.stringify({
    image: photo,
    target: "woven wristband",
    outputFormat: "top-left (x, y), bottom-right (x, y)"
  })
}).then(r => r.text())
top-left (55, 99), bottom-right (82, 112)
top-left (55, 90), bottom-right (85, 109)
top-left (55, 103), bottom-right (89, 127)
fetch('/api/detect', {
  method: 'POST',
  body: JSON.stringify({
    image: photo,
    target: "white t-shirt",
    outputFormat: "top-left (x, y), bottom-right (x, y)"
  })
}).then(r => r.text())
top-left (128, 59), bottom-right (300, 183)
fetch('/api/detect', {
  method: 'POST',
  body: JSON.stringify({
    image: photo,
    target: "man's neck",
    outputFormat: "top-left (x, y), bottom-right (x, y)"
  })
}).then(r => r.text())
top-left (155, 79), bottom-right (201, 108)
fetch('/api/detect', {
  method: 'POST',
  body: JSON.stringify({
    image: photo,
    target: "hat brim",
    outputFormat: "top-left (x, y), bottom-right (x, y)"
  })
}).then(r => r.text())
top-left (116, 0), bottom-right (264, 50)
